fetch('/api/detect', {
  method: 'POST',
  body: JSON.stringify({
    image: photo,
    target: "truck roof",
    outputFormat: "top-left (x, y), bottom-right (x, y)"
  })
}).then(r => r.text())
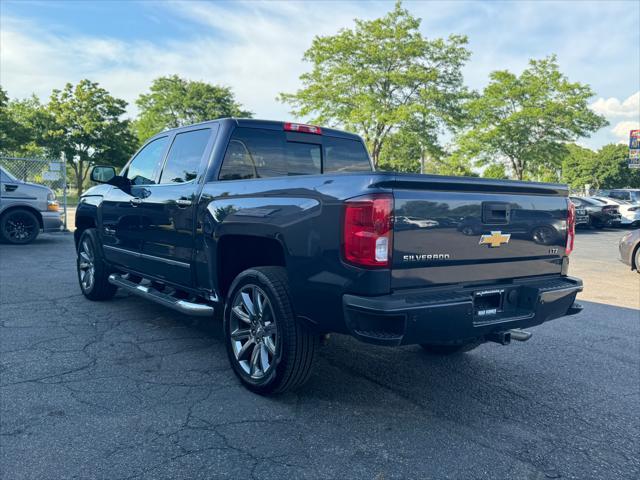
top-left (158, 118), bottom-right (363, 141)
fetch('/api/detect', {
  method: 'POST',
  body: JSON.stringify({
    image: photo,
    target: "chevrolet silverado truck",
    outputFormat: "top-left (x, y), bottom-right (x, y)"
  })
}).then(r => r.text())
top-left (75, 118), bottom-right (583, 394)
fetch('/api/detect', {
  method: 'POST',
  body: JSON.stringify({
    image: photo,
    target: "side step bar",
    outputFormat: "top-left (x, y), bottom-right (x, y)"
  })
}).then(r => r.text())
top-left (108, 274), bottom-right (214, 317)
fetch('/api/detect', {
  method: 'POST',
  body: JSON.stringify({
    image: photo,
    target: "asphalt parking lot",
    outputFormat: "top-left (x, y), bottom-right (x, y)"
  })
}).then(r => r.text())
top-left (1, 230), bottom-right (638, 479)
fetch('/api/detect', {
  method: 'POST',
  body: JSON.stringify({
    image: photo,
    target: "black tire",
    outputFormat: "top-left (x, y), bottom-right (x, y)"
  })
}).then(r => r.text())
top-left (420, 340), bottom-right (482, 355)
top-left (223, 267), bottom-right (318, 395)
top-left (0, 209), bottom-right (40, 244)
top-left (634, 246), bottom-right (640, 274)
top-left (76, 228), bottom-right (117, 301)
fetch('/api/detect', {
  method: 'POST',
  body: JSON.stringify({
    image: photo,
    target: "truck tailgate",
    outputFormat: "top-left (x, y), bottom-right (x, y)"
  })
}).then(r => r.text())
top-left (390, 175), bottom-right (569, 288)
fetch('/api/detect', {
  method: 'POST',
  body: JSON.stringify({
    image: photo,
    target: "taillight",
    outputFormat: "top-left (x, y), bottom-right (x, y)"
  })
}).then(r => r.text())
top-left (343, 194), bottom-right (393, 267)
top-left (284, 122), bottom-right (322, 135)
top-left (566, 198), bottom-right (575, 255)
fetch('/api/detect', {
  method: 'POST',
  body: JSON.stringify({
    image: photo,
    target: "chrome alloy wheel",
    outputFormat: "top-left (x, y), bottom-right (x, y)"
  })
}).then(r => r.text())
top-left (229, 284), bottom-right (278, 379)
top-left (78, 238), bottom-right (95, 292)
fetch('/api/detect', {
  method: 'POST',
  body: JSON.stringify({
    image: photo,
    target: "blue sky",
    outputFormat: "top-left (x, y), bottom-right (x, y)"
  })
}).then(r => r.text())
top-left (1, 0), bottom-right (639, 150)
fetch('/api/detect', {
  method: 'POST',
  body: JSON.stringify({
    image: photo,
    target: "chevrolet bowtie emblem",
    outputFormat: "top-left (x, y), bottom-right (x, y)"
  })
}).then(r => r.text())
top-left (479, 231), bottom-right (511, 248)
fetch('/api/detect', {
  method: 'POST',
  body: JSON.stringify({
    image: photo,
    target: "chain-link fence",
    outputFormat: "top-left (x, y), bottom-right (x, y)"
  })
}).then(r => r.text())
top-left (0, 156), bottom-right (69, 231)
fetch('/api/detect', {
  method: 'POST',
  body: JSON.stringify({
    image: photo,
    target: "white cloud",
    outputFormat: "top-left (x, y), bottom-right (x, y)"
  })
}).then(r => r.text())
top-left (591, 92), bottom-right (640, 119)
top-left (611, 121), bottom-right (640, 144)
top-left (1, 0), bottom-right (638, 151)
top-left (0, 3), bottom-right (375, 121)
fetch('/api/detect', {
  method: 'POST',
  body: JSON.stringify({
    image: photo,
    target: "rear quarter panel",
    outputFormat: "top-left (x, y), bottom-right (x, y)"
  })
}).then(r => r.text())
top-left (197, 173), bottom-right (393, 332)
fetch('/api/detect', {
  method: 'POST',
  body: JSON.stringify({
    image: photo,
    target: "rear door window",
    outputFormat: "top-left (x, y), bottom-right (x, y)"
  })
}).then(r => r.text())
top-left (160, 129), bottom-right (211, 184)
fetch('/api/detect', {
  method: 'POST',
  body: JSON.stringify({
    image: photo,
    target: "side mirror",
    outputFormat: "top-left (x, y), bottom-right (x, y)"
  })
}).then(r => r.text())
top-left (90, 166), bottom-right (116, 183)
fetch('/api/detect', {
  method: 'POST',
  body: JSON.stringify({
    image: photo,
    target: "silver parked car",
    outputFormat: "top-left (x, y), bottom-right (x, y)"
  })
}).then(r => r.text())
top-left (0, 166), bottom-right (62, 244)
top-left (619, 229), bottom-right (640, 273)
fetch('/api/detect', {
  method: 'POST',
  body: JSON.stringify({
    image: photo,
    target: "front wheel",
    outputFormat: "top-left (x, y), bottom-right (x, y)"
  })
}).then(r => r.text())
top-left (0, 209), bottom-right (39, 244)
top-left (76, 228), bottom-right (117, 301)
top-left (224, 267), bottom-right (318, 395)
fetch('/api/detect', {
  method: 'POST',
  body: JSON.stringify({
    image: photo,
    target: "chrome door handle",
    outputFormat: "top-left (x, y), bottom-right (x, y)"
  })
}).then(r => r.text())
top-left (176, 199), bottom-right (192, 208)
top-left (130, 197), bottom-right (143, 206)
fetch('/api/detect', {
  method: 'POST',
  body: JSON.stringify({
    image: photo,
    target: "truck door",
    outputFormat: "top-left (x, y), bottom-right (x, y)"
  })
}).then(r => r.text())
top-left (136, 126), bottom-right (217, 287)
top-left (101, 136), bottom-right (169, 272)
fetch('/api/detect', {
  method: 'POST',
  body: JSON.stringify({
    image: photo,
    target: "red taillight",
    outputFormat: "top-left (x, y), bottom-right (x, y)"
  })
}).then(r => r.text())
top-left (343, 194), bottom-right (393, 268)
top-left (284, 122), bottom-right (322, 135)
top-left (566, 198), bottom-right (575, 255)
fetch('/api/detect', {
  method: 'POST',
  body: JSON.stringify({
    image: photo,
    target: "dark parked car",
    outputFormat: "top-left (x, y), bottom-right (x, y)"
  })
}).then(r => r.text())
top-left (619, 229), bottom-right (640, 273)
top-left (569, 196), bottom-right (621, 228)
top-left (570, 201), bottom-right (590, 227)
top-left (74, 118), bottom-right (582, 394)
top-left (0, 166), bottom-right (62, 244)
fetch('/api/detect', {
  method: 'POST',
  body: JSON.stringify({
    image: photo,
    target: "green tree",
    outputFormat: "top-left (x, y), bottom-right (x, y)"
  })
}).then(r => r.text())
top-left (455, 55), bottom-right (607, 180)
top-left (43, 80), bottom-right (137, 196)
top-left (135, 75), bottom-right (252, 141)
top-left (279, 1), bottom-right (470, 167)
top-left (482, 163), bottom-right (507, 179)
top-left (0, 87), bottom-right (32, 155)
top-left (562, 143), bottom-right (640, 190)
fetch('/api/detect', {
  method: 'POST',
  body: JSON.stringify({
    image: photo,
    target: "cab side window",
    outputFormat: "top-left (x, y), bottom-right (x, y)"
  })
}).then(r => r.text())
top-left (159, 129), bottom-right (211, 184)
top-left (126, 137), bottom-right (168, 185)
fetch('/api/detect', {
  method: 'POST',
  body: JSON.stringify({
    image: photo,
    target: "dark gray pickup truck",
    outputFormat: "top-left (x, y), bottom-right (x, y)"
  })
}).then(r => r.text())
top-left (75, 118), bottom-right (582, 394)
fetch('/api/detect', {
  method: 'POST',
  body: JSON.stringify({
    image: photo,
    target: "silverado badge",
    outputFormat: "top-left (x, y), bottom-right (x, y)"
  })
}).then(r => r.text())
top-left (479, 231), bottom-right (511, 248)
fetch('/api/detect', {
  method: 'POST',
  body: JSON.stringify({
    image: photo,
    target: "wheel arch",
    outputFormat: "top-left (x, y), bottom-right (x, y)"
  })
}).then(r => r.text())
top-left (216, 234), bottom-right (287, 300)
top-left (0, 204), bottom-right (44, 229)
top-left (74, 215), bottom-right (97, 248)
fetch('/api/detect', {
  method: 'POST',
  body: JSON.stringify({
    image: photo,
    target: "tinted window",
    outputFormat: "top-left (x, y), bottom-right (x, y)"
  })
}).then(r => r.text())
top-left (126, 137), bottom-right (168, 185)
top-left (160, 129), bottom-right (210, 184)
top-left (610, 191), bottom-right (630, 201)
top-left (324, 137), bottom-right (371, 173)
top-left (218, 140), bottom-right (258, 180)
top-left (219, 128), bottom-right (320, 180)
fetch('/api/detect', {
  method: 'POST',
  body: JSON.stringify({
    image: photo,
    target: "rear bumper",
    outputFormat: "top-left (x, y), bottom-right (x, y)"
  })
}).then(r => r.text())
top-left (343, 276), bottom-right (583, 346)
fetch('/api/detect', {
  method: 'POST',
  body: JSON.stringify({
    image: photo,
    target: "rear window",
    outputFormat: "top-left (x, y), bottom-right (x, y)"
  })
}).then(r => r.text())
top-left (218, 127), bottom-right (371, 181)
top-left (323, 137), bottom-right (371, 173)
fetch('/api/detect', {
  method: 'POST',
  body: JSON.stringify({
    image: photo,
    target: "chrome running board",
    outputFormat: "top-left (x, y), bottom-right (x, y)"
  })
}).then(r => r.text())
top-left (108, 273), bottom-right (214, 317)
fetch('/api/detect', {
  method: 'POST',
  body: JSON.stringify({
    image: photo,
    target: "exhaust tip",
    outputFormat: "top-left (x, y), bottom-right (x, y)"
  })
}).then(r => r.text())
top-left (508, 329), bottom-right (533, 342)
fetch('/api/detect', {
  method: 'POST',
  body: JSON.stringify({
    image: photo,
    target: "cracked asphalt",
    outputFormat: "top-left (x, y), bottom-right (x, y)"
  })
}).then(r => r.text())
top-left (1, 232), bottom-right (638, 480)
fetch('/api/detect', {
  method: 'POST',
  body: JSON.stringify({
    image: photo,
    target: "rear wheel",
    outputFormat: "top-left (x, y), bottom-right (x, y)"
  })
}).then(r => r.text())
top-left (76, 228), bottom-right (117, 301)
top-left (224, 267), bottom-right (318, 394)
top-left (0, 209), bottom-right (39, 244)
top-left (634, 246), bottom-right (640, 274)
top-left (420, 340), bottom-right (482, 355)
